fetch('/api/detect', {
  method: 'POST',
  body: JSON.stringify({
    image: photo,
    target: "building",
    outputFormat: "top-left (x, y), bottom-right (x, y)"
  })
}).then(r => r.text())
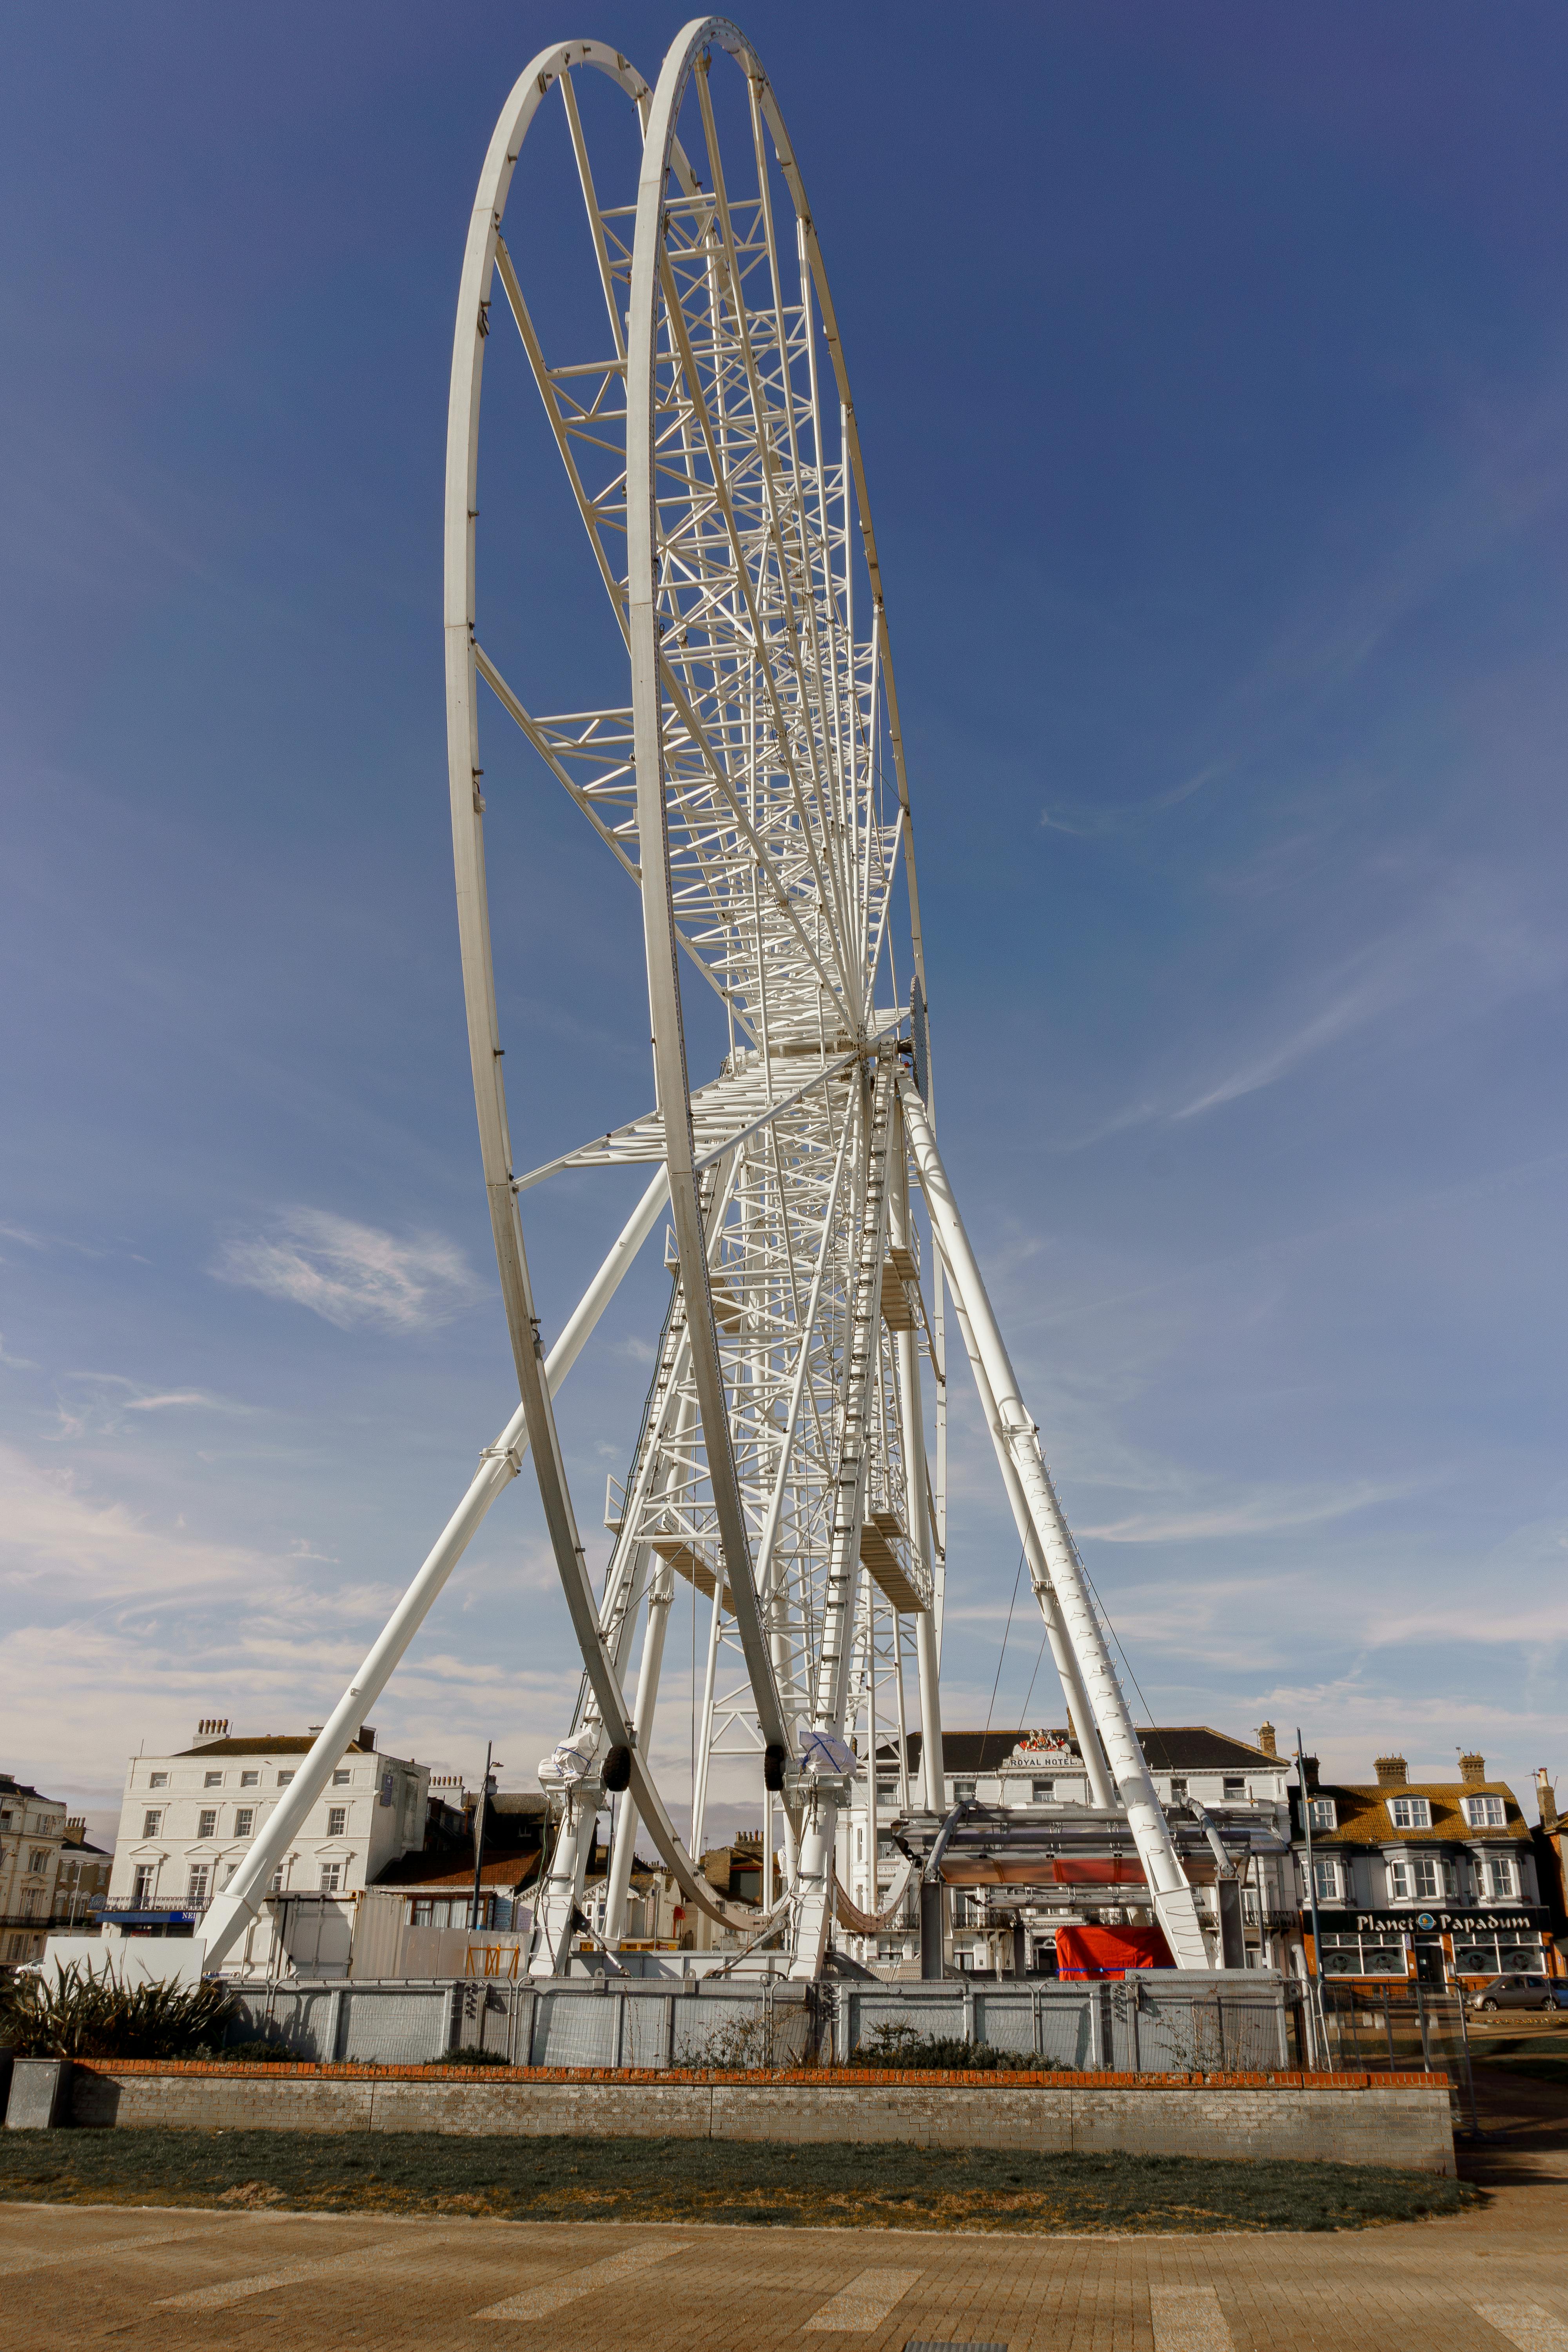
top-left (0, 1778), bottom-right (113, 1964)
top-left (370, 1790), bottom-right (550, 1931)
top-left (55, 1818), bottom-right (114, 1929)
top-left (836, 1724), bottom-right (1294, 1976)
top-left (1535, 1769), bottom-right (1566, 1942)
top-left (1290, 1749), bottom-right (1557, 1989)
top-left (104, 1718), bottom-right (429, 1972)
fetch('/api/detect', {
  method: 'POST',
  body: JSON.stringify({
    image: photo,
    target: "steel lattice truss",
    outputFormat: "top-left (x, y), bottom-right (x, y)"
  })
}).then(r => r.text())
top-left (198, 16), bottom-right (1220, 1985)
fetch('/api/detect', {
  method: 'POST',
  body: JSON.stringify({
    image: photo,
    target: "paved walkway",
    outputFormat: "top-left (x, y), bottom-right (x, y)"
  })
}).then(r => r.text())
top-left (3, 2069), bottom-right (1563, 2352)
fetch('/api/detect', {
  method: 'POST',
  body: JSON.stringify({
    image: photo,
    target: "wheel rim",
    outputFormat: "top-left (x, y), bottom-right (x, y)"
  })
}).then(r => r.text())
top-left (443, 20), bottom-right (938, 1943)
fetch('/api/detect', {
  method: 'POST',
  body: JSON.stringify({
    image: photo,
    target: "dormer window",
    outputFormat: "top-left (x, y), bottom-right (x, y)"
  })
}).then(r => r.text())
top-left (1308, 1797), bottom-right (1337, 1832)
top-left (1464, 1795), bottom-right (1505, 1828)
top-left (1389, 1797), bottom-right (1431, 1830)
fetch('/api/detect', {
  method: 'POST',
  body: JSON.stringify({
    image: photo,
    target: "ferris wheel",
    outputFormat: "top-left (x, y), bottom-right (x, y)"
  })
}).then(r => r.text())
top-left (201, 16), bottom-right (1213, 1982)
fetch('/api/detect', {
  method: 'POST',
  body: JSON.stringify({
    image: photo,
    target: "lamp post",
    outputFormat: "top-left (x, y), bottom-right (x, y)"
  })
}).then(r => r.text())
top-left (1296, 1727), bottom-right (1328, 2069)
top-left (470, 1744), bottom-right (501, 1933)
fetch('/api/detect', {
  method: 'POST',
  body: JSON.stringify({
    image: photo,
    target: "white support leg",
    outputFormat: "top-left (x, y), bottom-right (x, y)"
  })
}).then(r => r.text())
top-left (941, 1264), bottom-right (1115, 1811)
top-left (891, 1109), bottom-right (944, 1812)
top-left (603, 1562), bottom-right (675, 1943)
top-left (898, 1074), bottom-right (1213, 1970)
top-left (199, 1168), bottom-right (670, 1973)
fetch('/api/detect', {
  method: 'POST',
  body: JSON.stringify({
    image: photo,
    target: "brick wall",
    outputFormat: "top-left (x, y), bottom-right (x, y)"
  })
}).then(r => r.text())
top-left (69, 2065), bottom-right (1454, 2174)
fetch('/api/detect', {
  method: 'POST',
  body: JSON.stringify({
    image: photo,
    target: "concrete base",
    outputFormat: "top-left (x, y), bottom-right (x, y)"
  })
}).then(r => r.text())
top-left (6, 2058), bottom-right (73, 2129)
top-left (69, 2064), bottom-right (1455, 2174)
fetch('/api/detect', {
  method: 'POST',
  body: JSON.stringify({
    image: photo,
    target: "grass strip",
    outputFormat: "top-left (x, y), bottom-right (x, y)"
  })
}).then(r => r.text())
top-left (0, 2129), bottom-right (1476, 2234)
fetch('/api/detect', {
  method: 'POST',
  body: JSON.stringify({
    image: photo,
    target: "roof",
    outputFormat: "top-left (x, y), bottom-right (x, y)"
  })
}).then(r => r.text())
top-left (172, 1735), bottom-right (383, 1759)
top-left (1298, 1781), bottom-right (1528, 1847)
top-left (370, 1853), bottom-right (544, 1894)
top-left (900, 1726), bottom-right (1281, 1775)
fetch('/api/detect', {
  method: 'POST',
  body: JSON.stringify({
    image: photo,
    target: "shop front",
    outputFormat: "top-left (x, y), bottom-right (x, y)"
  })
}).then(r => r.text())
top-left (1309, 1906), bottom-right (1555, 1987)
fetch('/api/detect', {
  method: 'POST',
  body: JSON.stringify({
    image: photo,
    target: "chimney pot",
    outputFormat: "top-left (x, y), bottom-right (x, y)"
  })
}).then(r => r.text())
top-left (1540, 1768), bottom-right (1560, 1833)
top-left (1256, 1722), bottom-right (1278, 1758)
top-left (1374, 1753), bottom-right (1408, 1789)
top-left (1459, 1751), bottom-right (1486, 1786)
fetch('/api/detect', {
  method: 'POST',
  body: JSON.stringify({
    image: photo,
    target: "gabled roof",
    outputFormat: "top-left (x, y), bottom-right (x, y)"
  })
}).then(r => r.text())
top-left (898, 1726), bottom-right (1282, 1775)
top-left (1297, 1781), bottom-right (1528, 1847)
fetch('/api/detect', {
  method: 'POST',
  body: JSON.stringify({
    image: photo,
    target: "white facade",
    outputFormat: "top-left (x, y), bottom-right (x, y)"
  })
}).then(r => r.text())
top-left (106, 1722), bottom-right (428, 1973)
top-left (1, 1774), bottom-right (69, 1964)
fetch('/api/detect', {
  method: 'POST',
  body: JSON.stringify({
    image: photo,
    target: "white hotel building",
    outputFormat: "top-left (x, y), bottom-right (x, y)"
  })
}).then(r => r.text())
top-left (104, 1719), bottom-right (428, 1972)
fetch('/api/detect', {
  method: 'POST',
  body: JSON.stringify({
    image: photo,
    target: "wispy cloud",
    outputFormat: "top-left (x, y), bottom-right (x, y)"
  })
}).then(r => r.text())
top-left (1079, 1479), bottom-right (1406, 1544)
top-left (212, 1209), bottom-right (483, 1333)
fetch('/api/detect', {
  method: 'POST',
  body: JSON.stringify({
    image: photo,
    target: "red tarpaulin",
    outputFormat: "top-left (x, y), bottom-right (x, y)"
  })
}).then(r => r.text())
top-left (1053, 1922), bottom-right (1174, 1979)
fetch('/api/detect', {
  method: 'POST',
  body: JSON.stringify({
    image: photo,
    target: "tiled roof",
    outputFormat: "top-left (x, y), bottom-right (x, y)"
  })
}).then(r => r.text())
top-left (370, 1853), bottom-right (543, 1893)
top-left (900, 1726), bottom-right (1282, 1775)
top-left (1299, 1782), bottom-right (1527, 1846)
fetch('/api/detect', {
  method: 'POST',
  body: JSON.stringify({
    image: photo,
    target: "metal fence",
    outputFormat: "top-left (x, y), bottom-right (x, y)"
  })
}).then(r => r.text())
top-left (220, 1969), bottom-right (1297, 2074)
top-left (832, 1975), bottom-right (1298, 2072)
top-left (1316, 1984), bottom-right (1478, 2128)
top-left (222, 1975), bottom-right (819, 2071)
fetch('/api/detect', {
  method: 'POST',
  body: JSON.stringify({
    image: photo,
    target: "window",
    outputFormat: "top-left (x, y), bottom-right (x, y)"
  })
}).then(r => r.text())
top-left (1412, 1857), bottom-right (1439, 1900)
top-left (1486, 1857), bottom-right (1517, 1901)
top-left (952, 1779), bottom-right (976, 1802)
top-left (234, 1808), bottom-right (254, 1840)
top-left (327, 1807), bottom-right (347, 1838)
top-left (198, 1809), bottom-right (218, 1839)
top-left (27, 1847), bottom-right (49, 1874)
top-left (1223, 1776), bottom-right (1246, 1800)
top-left (1311, 1858), bottom-right (1339, 1904)
top-left (1032, 1779), bottom-right (1054, 1802)
top-left (1389, 1797), bottom-right (1431, 1829)
top-left (1465, 1795), bottom-right (1505, 1828)
top-left (319, 1864), bottom-right (341, 1895)
top-left (204, 1770), bottom-right (223, 1788)
top-left (277, 1770), bottom-right (294, 1786)
top-left (187, 1866), bottom-right (209, 1906)
top-left (1308, 1798), bottom-right (1337, 1832)
top-left (142, 1810), bottom-right (162, 1838)
top-left (132, 1865), bottom-right (155, 1906)
top-left (332, 1768), bottom-right (351, 1786)
top-left (148, 1771), bottom-right (168, 1789)
top-left (1169, 1778), bottom-right (1188, 1801)
top-left (240, 1769), bottom-right (259, 1788)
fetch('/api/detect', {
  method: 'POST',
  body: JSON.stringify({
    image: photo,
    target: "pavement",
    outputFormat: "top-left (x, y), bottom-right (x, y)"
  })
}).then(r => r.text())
top-left (2, 2068), bottom-right (1564, 2351)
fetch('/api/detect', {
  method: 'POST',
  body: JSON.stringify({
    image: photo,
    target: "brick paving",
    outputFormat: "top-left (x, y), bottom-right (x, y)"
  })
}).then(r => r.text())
top-left (2, 2066), bottom-right (1562, 2350)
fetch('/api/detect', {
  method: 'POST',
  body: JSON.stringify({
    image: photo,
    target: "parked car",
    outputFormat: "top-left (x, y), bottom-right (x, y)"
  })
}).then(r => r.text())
top-left (1468, 1975), bottom-right (1567, 2013)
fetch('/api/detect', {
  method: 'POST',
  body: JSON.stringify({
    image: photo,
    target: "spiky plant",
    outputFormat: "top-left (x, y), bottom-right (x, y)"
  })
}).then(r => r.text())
top-left (0, 1959), bottom-right (236, 2059)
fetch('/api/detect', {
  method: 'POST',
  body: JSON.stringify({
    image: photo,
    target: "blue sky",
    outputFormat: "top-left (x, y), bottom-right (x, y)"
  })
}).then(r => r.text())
top-left (4, 4), bottom-right (1565, 1847)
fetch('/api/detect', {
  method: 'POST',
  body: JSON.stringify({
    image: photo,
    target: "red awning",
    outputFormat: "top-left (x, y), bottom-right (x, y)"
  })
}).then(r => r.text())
top-left (1054, 1922), bottom-right (1174, 1979)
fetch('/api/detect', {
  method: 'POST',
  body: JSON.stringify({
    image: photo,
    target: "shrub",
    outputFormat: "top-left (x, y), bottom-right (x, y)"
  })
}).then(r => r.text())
top-left (0, 1961), bottom-right (236, 2060)
top-left (439, 2044), bottom-right (510, 2067)
top-left (843, 2020), bottom-right (1041, 2072)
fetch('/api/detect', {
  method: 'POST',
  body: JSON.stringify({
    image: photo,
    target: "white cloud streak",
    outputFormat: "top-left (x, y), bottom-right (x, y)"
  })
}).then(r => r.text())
top-left (212, 1209), bottom-right (482, 1333)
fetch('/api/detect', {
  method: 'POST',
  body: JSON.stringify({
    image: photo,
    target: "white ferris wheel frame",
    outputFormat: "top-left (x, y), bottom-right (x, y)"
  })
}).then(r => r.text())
top-left (199, 17), bottom-right (1213, 1980)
